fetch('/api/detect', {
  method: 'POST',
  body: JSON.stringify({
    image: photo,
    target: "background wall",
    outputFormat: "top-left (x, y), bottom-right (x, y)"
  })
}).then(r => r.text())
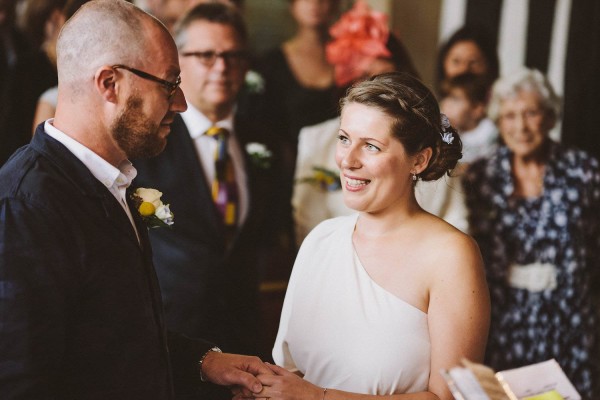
top-left (389, 0), bottom-right (441, 88)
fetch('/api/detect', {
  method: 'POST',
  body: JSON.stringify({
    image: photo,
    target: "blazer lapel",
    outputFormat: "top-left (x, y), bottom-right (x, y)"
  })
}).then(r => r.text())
top-left (171, 116), bottom-right (226, 238)
top-left (234, 116), bottom-right (256, 228)
top-left (102, 192), bottom-right (143, 249)
top-left (31, 128), bottom-right (143, 250)
top-left (127, 191), bottom-right (167, 333)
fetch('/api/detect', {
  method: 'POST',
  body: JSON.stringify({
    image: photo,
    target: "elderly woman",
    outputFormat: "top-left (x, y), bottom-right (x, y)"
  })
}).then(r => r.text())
top-left (463, 68), bottom-right (600, 398)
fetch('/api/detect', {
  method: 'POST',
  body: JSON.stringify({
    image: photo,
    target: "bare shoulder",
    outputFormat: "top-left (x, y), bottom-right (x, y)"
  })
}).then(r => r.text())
top-left (414, 213), bottom-right (484, 279)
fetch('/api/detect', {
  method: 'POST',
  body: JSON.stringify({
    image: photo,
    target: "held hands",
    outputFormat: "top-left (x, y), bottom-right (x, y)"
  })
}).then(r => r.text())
top-left (232, 362), bottom-right (323, 400)
top-left (200, 351), bottom-right (274, 394)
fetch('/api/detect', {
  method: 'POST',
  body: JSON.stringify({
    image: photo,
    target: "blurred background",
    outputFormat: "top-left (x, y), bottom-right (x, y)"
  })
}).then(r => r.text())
top-left (245, 0), bottom-right (599, 156)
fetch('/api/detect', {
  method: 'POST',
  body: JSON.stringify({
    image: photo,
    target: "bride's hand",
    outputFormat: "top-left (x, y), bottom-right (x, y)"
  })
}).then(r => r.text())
top-left (241, 362), bottom-right (323, 400)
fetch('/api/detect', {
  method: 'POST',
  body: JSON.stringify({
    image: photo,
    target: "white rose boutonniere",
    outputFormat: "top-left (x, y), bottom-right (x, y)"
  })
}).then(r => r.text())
top-left (131, 188), bottom-right (174, 228)
top-left (244, 70), bottom-right (265, 94)
top-left (246, 142), bottom-right (272, 169)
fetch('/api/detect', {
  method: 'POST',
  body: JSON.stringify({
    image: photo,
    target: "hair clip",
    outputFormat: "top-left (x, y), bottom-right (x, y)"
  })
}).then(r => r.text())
top-left (439, 113), bottom-right (454, 144)
top-left (440, 113), bottom-right (451, 129)
top-left (441, 131), bottom-right (454, 144)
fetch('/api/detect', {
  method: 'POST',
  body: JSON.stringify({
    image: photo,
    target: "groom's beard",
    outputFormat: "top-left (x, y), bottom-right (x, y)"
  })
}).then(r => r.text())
top-left (111, 94), bottom-right (165, 159)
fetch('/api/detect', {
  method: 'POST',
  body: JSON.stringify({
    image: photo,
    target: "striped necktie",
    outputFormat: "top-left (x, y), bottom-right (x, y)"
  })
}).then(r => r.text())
top-left (206, 126), bottom-right (238, 228)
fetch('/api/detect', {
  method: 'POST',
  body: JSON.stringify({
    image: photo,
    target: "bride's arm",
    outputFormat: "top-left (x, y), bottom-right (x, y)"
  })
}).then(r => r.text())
top-left (426, 233), bottom-right (490, 399)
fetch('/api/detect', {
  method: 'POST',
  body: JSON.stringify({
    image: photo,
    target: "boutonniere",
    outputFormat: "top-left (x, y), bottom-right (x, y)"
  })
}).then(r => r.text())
top-left (130, 188), bottom-right (174, 228)
top-left (244, 70), bottom-right (265, 94)
top-left (246, 142), bottom-right (272, 169)
top-left (297, 166), bottom-right (341, 192)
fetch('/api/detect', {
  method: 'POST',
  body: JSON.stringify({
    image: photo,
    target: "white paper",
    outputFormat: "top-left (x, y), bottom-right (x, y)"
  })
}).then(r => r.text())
top-left (447, 367), bottom-right (491, 400)
top-left (495, 359), bottom-right (580, 400)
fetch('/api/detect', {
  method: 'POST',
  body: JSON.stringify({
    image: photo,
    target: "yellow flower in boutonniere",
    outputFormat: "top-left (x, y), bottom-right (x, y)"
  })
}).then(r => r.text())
top-left (138, 201), bottom-right (156, 216)
top-left (131, 188), bottom-right (174, 228)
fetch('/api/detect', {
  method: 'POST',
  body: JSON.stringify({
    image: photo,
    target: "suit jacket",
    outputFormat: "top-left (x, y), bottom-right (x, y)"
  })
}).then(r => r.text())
top-left (0, 127), bottom-right (212, 399)
top-left (134, 114), bottom-right (276, 358)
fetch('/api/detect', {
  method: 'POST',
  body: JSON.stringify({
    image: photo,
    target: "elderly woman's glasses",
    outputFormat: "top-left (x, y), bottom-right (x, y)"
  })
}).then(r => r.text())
top-left (112, 64), bottom-right (181, 100)
top-left (180, 50), bottom-right (248, 67)
top-left (500, 108), bottom-right (544, 123)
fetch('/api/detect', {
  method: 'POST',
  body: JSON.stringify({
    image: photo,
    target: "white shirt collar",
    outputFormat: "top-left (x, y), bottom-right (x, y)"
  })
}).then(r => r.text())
top-left (44, 119), bottom-right (137, 190)
top-left (180, 103), bottom-right (235, 139)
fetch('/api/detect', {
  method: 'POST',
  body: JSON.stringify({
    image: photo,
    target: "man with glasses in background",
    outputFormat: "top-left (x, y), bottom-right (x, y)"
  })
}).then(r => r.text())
top-left (134, 3), bottom-right (277, 399)
top-left (0, 1), bottom-right (273, 398)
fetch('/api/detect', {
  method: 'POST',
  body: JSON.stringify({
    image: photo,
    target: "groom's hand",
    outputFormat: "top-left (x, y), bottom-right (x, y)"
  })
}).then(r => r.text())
top-left (201, 352), bottom-right (274, 393)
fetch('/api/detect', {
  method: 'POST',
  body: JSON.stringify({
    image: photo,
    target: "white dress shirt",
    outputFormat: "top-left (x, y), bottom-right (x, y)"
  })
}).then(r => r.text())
top-left (180, 104), bottom-right (249, 225)
top-left (44, 119), bottom-right (140, 241)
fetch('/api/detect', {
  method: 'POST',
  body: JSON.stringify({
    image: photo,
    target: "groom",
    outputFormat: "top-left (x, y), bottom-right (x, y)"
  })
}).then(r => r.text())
top-left (0, 1), bottom-right (270, 398)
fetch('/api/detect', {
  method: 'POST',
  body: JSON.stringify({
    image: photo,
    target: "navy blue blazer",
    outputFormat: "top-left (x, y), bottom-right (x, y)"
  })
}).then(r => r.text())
top-left (0, 127), bottom-right (212, 399)
top-left (134, 114), bottom-right (277, 358)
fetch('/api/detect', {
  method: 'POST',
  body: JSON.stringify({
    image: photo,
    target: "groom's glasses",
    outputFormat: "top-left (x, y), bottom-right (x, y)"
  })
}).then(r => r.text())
top-left (112, 64), bottom-right (181, 100)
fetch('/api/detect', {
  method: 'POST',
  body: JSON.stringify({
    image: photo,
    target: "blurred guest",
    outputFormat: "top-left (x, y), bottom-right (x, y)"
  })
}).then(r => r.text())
top-left (137, 0), bottom-right (198, 32)
top-left (31, 0), bottom-right (92, 131)
top-left (0, 0), bottom-right (56, 165)
top-left (463, 68), bottom-right (599, 398)
top-left (436, 24), bottom-right (499, 94)
top-left (259, 0), bottom-right (340, 143)
top-left (439, 72), bottom-right (498, 163)
top-left (292, 0), bottom-right (424, 243)
top-left (257, 0), bottom-right (341, 249)
top-left (250, 72), bottom-right (489, 400)
top-left (137, 0), bottom-right (243, 33)
top-left (134, 3), bottom-right (276, 397)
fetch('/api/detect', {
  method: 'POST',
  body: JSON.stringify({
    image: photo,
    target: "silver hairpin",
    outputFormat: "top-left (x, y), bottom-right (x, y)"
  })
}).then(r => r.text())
top-left (440, 113), bottom-right (451, 129)
top-left (439, 113), bottom-right (454, 144)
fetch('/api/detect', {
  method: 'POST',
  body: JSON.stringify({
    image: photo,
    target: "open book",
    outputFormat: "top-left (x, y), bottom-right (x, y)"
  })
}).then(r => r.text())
top-left (441, 358), bottom-right (580, 400)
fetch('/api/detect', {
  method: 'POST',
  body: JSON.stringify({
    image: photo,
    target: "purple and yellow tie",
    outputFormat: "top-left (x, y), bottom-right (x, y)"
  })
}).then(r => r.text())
top-left (206, 126), bottom-right (238, 228)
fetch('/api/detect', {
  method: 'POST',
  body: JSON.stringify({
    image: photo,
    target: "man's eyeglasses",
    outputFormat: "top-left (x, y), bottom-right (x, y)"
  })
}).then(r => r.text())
top-left (180, 50), bottom-right (248, 67)
top-left (112, 64), bottom-right (181, 100)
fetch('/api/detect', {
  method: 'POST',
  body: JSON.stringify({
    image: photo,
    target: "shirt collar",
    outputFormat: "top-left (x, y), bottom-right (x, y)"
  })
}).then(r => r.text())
top-left (44, 119), bottom-right (137, 190)
top-left (181, 103), bottom-right (235, 139)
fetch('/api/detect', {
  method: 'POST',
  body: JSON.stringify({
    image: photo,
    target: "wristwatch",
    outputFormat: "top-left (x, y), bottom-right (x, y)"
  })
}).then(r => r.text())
top-left (199, 346), bottom-right (222, 382)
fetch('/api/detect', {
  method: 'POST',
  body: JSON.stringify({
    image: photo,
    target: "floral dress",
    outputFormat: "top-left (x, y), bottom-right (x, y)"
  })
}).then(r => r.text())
top-left (463, 142), bottom-right (600, 399)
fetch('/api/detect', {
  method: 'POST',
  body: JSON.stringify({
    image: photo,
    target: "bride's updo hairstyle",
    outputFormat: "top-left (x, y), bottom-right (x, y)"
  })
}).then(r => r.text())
top-left (340, 72), bottom-right (462, 181)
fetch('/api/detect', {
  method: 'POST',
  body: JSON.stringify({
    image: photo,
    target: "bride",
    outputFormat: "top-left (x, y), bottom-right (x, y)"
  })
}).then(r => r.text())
top-left (245, 72), bottom-right (490, 400)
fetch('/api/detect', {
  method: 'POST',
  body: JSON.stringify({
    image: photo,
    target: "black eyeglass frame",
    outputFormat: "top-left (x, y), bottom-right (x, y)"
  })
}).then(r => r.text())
top-left (112, 64), bottom-right (181, 99)
top-left (179, 50), bottom-right (249, 67)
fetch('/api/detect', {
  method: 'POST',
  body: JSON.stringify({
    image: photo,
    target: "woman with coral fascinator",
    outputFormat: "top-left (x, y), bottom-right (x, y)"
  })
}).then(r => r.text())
top-left (325, 0), bottom-right (418, 89)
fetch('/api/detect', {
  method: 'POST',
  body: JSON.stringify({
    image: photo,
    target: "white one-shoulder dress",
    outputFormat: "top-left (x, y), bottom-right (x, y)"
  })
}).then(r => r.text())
top-left (273, 214), bottom-right (431, 395)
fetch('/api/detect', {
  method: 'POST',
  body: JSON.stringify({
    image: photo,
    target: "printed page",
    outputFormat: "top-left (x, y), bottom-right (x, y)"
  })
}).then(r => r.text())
top-left (495, 359), bottom-right (580, 400)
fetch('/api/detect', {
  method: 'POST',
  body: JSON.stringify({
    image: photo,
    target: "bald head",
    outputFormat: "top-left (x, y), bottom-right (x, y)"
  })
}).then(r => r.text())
top-left (56, 0), bottom-right (170, 86)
